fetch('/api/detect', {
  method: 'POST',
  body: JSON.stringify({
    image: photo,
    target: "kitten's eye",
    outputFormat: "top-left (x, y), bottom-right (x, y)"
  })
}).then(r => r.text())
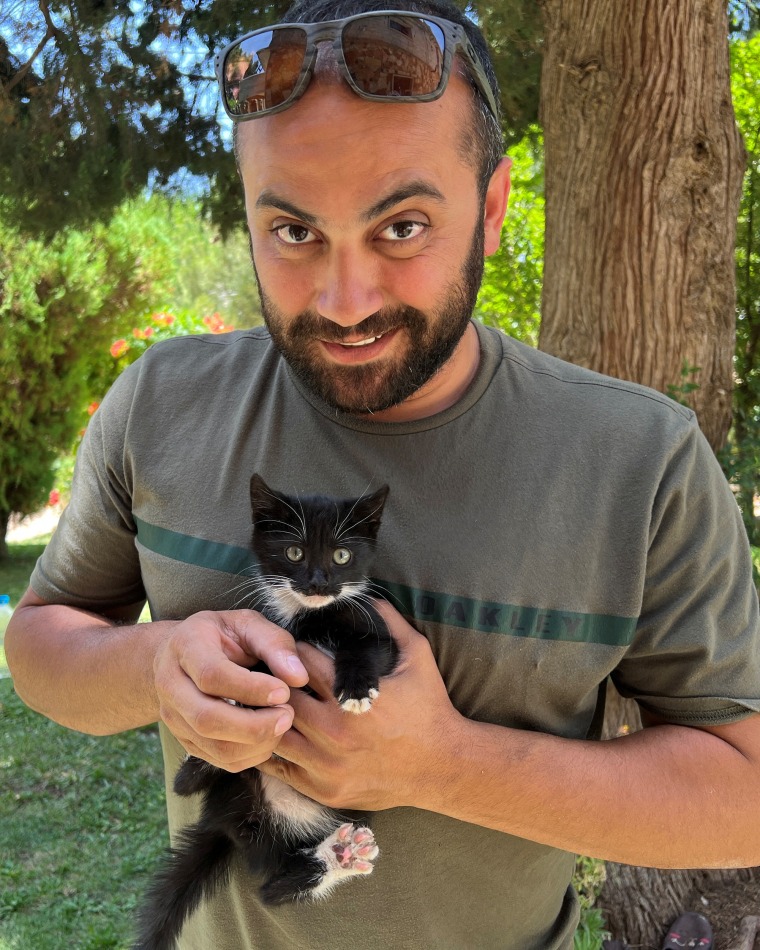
top-left (332, 548), bottom-right (352, 566)
top-left (285, 545), bottom-right (304, 563)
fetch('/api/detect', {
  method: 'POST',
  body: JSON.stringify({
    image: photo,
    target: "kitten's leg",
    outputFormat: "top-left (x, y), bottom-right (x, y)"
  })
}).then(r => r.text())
top-left (259, 823), bottom-right (379, 905)
top-left (333, 647), bottom-right (383, 713)
top-left (173, 755), bottom-right (219, 796)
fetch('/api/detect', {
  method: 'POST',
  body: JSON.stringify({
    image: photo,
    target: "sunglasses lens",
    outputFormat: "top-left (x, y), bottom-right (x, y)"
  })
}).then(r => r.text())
top-left (342, 15), bottom-right (445, 98)
top-left (223, 28), bottom-right (307, 116)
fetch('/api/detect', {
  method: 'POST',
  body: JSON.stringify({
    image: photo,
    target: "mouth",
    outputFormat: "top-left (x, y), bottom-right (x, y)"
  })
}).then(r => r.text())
top-left (319, 327), bottom-right (400, 364)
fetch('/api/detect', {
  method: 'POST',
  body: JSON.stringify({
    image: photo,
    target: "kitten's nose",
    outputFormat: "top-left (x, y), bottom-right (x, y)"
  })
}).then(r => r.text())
top-left (307, 570), bottom-right (329, 595)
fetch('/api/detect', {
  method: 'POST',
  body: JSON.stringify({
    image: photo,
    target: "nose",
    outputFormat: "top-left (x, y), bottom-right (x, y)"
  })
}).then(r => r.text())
top-left (316, 247), bottom-right (384, 329)
top-left (306, 569), bottom-right (330, 596)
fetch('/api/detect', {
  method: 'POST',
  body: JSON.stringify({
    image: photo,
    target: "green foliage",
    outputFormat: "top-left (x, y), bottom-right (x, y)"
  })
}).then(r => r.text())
top-left (666, 362), bottom-right (701, 407)
top-left (723, 33), bottom-right (760, 546)
top-left (0, 197), bottom-right (172, 547)
top-left (156, 201), bottom-right (261, 328)
top-left (730, 1), bottom-right (760, 36)
top-left (0, 0), bottom-right (293, 236)
top-left (573, 907), bottom-right (610, 950)
top-left (462, 0), bottom-right (543, 146)
top-left (0, 1), bottom-right (543, 237)
top-left (475, 129), bottom-right (544, 344)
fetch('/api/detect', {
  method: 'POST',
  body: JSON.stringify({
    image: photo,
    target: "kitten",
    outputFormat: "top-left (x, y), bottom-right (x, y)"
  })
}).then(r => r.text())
top-left (132, 475), bottom-right (398, 950)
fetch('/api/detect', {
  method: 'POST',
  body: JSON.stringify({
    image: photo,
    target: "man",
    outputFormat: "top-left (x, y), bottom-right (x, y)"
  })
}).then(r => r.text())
top-left (6, 1), bottom-right (760, 948)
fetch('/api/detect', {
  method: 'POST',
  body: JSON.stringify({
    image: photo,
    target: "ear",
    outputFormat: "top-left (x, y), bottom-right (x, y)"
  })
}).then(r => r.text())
top-left (250, 473), bottom-right (277, 521)
top-left (354, 484), bottom-right (389, 537)
top-left (482, 156), bottom-right (512, 257)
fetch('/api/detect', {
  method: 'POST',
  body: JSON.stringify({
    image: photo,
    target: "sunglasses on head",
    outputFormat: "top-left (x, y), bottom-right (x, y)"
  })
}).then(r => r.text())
top-left (215, 10), bottom-right (499, 122)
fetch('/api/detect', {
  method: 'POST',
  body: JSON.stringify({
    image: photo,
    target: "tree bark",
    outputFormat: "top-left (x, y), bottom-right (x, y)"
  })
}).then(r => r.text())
top-left (538, 0), bottom-right (746, 451)
top-left (538, 1), bottom-right (751, 942)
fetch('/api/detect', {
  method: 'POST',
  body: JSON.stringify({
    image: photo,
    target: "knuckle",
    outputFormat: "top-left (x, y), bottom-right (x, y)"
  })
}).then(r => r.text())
top-left (191, 704), bottom-right (223, 737)
top-left (195, 661), bottom-right (222, 696)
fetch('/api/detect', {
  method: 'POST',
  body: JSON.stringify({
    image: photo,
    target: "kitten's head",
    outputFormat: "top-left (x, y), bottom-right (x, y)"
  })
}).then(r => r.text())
top-left (249, 474), bottom-right (389, 616)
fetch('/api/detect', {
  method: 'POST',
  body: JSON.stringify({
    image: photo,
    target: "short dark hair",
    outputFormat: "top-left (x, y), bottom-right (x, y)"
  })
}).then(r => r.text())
top-left (233, 0), bottom-right (504, 195)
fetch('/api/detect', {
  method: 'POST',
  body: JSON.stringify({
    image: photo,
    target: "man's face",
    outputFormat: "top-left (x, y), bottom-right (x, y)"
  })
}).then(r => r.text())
top-left (238, 68), bottom-right (507, 416)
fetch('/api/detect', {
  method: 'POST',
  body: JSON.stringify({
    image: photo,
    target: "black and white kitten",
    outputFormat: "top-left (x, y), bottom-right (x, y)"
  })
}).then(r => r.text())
top-left (132, 474), bottom-right (397, 950)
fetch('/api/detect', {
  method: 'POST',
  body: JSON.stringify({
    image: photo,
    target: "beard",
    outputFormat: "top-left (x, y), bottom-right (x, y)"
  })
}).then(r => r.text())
top-left (254, 223), bottom-right (485, 415)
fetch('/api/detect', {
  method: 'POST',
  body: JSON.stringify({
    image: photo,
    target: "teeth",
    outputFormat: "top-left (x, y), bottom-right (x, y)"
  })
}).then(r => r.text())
top-left (342, 334), bottom-right (383, 347)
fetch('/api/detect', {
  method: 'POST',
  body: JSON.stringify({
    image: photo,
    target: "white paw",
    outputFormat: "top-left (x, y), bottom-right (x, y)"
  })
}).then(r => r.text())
top-left (311, 824), bottom-right (379, 897)
top-left (339, 688), bottom-right (379, 714)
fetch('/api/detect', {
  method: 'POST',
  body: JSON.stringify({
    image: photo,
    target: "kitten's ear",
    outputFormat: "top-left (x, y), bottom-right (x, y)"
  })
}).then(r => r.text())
top-left (250, 473), bottom-right (276, 520)
top-left (354, 484), bottom-right (389, 537)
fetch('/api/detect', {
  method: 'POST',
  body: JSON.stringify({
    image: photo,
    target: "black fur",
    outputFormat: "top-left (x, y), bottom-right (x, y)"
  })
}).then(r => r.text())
top-left (132, 476), bottom-right (397, 950)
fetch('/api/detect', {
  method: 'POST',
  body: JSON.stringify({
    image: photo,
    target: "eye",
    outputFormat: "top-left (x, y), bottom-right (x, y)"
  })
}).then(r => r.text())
top-left (273, 223), bottom-right (318, 245)
top-left (332, 548), bottom-right (352, 566)
top-left (285, 545), bottom-right (304, 562)
top-left (378, 220), bottom-right (428, 242)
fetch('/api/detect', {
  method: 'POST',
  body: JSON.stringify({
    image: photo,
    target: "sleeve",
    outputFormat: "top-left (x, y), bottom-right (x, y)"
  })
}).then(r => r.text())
top-left (612, 417), bottom-right (760, 725)
top-left (30, 362), bottom-right (147, 611)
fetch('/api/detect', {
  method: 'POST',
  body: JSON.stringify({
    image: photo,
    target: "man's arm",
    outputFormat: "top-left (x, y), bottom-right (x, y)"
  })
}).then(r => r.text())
top-left (6, 587), bottom-right (310, 770)
top-left (259, 601), bottom-right (760, 869)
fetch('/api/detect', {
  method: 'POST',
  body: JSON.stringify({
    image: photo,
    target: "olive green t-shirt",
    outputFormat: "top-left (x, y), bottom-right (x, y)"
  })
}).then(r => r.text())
top-left (32, 322), bottom-right (760, 949)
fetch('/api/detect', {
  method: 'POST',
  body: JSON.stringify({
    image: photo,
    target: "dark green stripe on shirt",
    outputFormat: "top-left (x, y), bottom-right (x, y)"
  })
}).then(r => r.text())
top-left (134, 517), bottom-right (636, 647)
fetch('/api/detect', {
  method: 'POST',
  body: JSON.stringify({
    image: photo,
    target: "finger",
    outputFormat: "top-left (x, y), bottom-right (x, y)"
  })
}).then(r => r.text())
top-left (266, 723), bottom-right (312, 767)
top-left (161, 673), bottom-right (295, 747)
top-left (179, 736), bottom-right (279, 773)
top-left (223, 611), bottom-right (310, 687)
top-left (296, 642), bottom-right (335, 700)
top-left (179, 644), bottom-right (297, 709)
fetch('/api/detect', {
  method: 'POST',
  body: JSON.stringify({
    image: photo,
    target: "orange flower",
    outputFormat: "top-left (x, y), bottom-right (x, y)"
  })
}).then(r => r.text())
top-left (152, 311), bottom-right (175, 326)
top-left (110, 339), bottom-right (129, 358)
top-left (203, 313), bottom-right (235, 334)
top-left (87, 402), bottom-right (100, 416)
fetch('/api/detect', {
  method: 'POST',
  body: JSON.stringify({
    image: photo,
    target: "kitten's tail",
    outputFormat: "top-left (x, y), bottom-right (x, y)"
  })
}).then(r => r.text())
top-left (131, 823), bottom-right (234, 950)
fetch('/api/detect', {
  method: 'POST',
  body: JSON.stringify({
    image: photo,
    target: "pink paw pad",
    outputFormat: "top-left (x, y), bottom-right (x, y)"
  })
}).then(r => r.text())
top-left (329, 824), bottom-right (378, 872)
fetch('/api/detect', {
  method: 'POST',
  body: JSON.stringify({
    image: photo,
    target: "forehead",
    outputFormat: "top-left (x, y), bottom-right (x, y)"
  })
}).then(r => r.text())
top-left (236, 71), bottom-right (479, 213)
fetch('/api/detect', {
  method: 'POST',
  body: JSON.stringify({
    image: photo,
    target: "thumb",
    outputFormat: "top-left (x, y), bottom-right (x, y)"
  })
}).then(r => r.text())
top-left (222, 610), bottom-right (310, 687)
top-left (373, 599), bottom-right (428, 653)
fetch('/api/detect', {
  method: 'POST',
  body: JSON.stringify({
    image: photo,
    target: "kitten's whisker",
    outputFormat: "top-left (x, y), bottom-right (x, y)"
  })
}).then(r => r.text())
top-left (364, 582), bottom-right (406, 612)
top-left (335, 503), bottom-right (384, 542)
top-left (334, 480), bottom-right (373, 539)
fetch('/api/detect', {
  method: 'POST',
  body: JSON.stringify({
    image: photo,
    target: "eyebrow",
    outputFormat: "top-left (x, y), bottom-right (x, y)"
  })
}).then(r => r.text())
top-left (255, 180), bottom-right (446, 227)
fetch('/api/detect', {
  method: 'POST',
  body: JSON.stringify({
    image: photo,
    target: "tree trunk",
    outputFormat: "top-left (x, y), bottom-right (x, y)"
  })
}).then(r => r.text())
top-left (599, 686), bottom-right (760, 945)
top-left (0, 510), bottom-right (9, 563)
top-left (538, 1), bottom-right (751, 943)
top-left (538, 0), bottom-right (746, 451)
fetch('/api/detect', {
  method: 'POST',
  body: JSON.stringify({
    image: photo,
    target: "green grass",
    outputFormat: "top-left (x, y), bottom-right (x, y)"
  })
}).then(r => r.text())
top-left (0, 685), bottom-right (166, 950)
top-left (0, 536), bottom-right (166, 949)
top-left (1, 535), bottom-right (611, 948)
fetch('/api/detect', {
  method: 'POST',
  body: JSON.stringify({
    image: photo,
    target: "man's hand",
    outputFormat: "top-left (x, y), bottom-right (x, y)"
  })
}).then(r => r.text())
top-left (153, 610), bottom-right (309, 771)
top-left (257, 601), bottom-right (466, 811)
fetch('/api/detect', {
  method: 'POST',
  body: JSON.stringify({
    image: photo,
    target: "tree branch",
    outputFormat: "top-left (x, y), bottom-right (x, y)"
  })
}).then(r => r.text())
top-left (3, 26), bottom-right (53, 95)
top-left (2, 0), bottom-right (65, 96)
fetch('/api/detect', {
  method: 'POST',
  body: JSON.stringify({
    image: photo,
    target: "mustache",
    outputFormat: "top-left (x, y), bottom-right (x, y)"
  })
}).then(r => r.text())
top-left (286, 307), bottom-right (426, 344)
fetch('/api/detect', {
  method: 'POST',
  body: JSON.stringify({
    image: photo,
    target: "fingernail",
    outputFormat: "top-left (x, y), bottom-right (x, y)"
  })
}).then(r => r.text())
top-left (286, 655), bottom-right (308, 677)
top-left (268, 687), bottom-right (289, 705)
top-left (274, 713), bottom-right (292, 736)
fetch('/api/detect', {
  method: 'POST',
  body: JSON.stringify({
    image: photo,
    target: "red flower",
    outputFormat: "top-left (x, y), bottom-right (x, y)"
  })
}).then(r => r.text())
top-left (110, 339), bottom-right (129, 358)
top-left (48, 489), bottom-right (61, 507)
top-left (87, 402), bottom-right (100, 416)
